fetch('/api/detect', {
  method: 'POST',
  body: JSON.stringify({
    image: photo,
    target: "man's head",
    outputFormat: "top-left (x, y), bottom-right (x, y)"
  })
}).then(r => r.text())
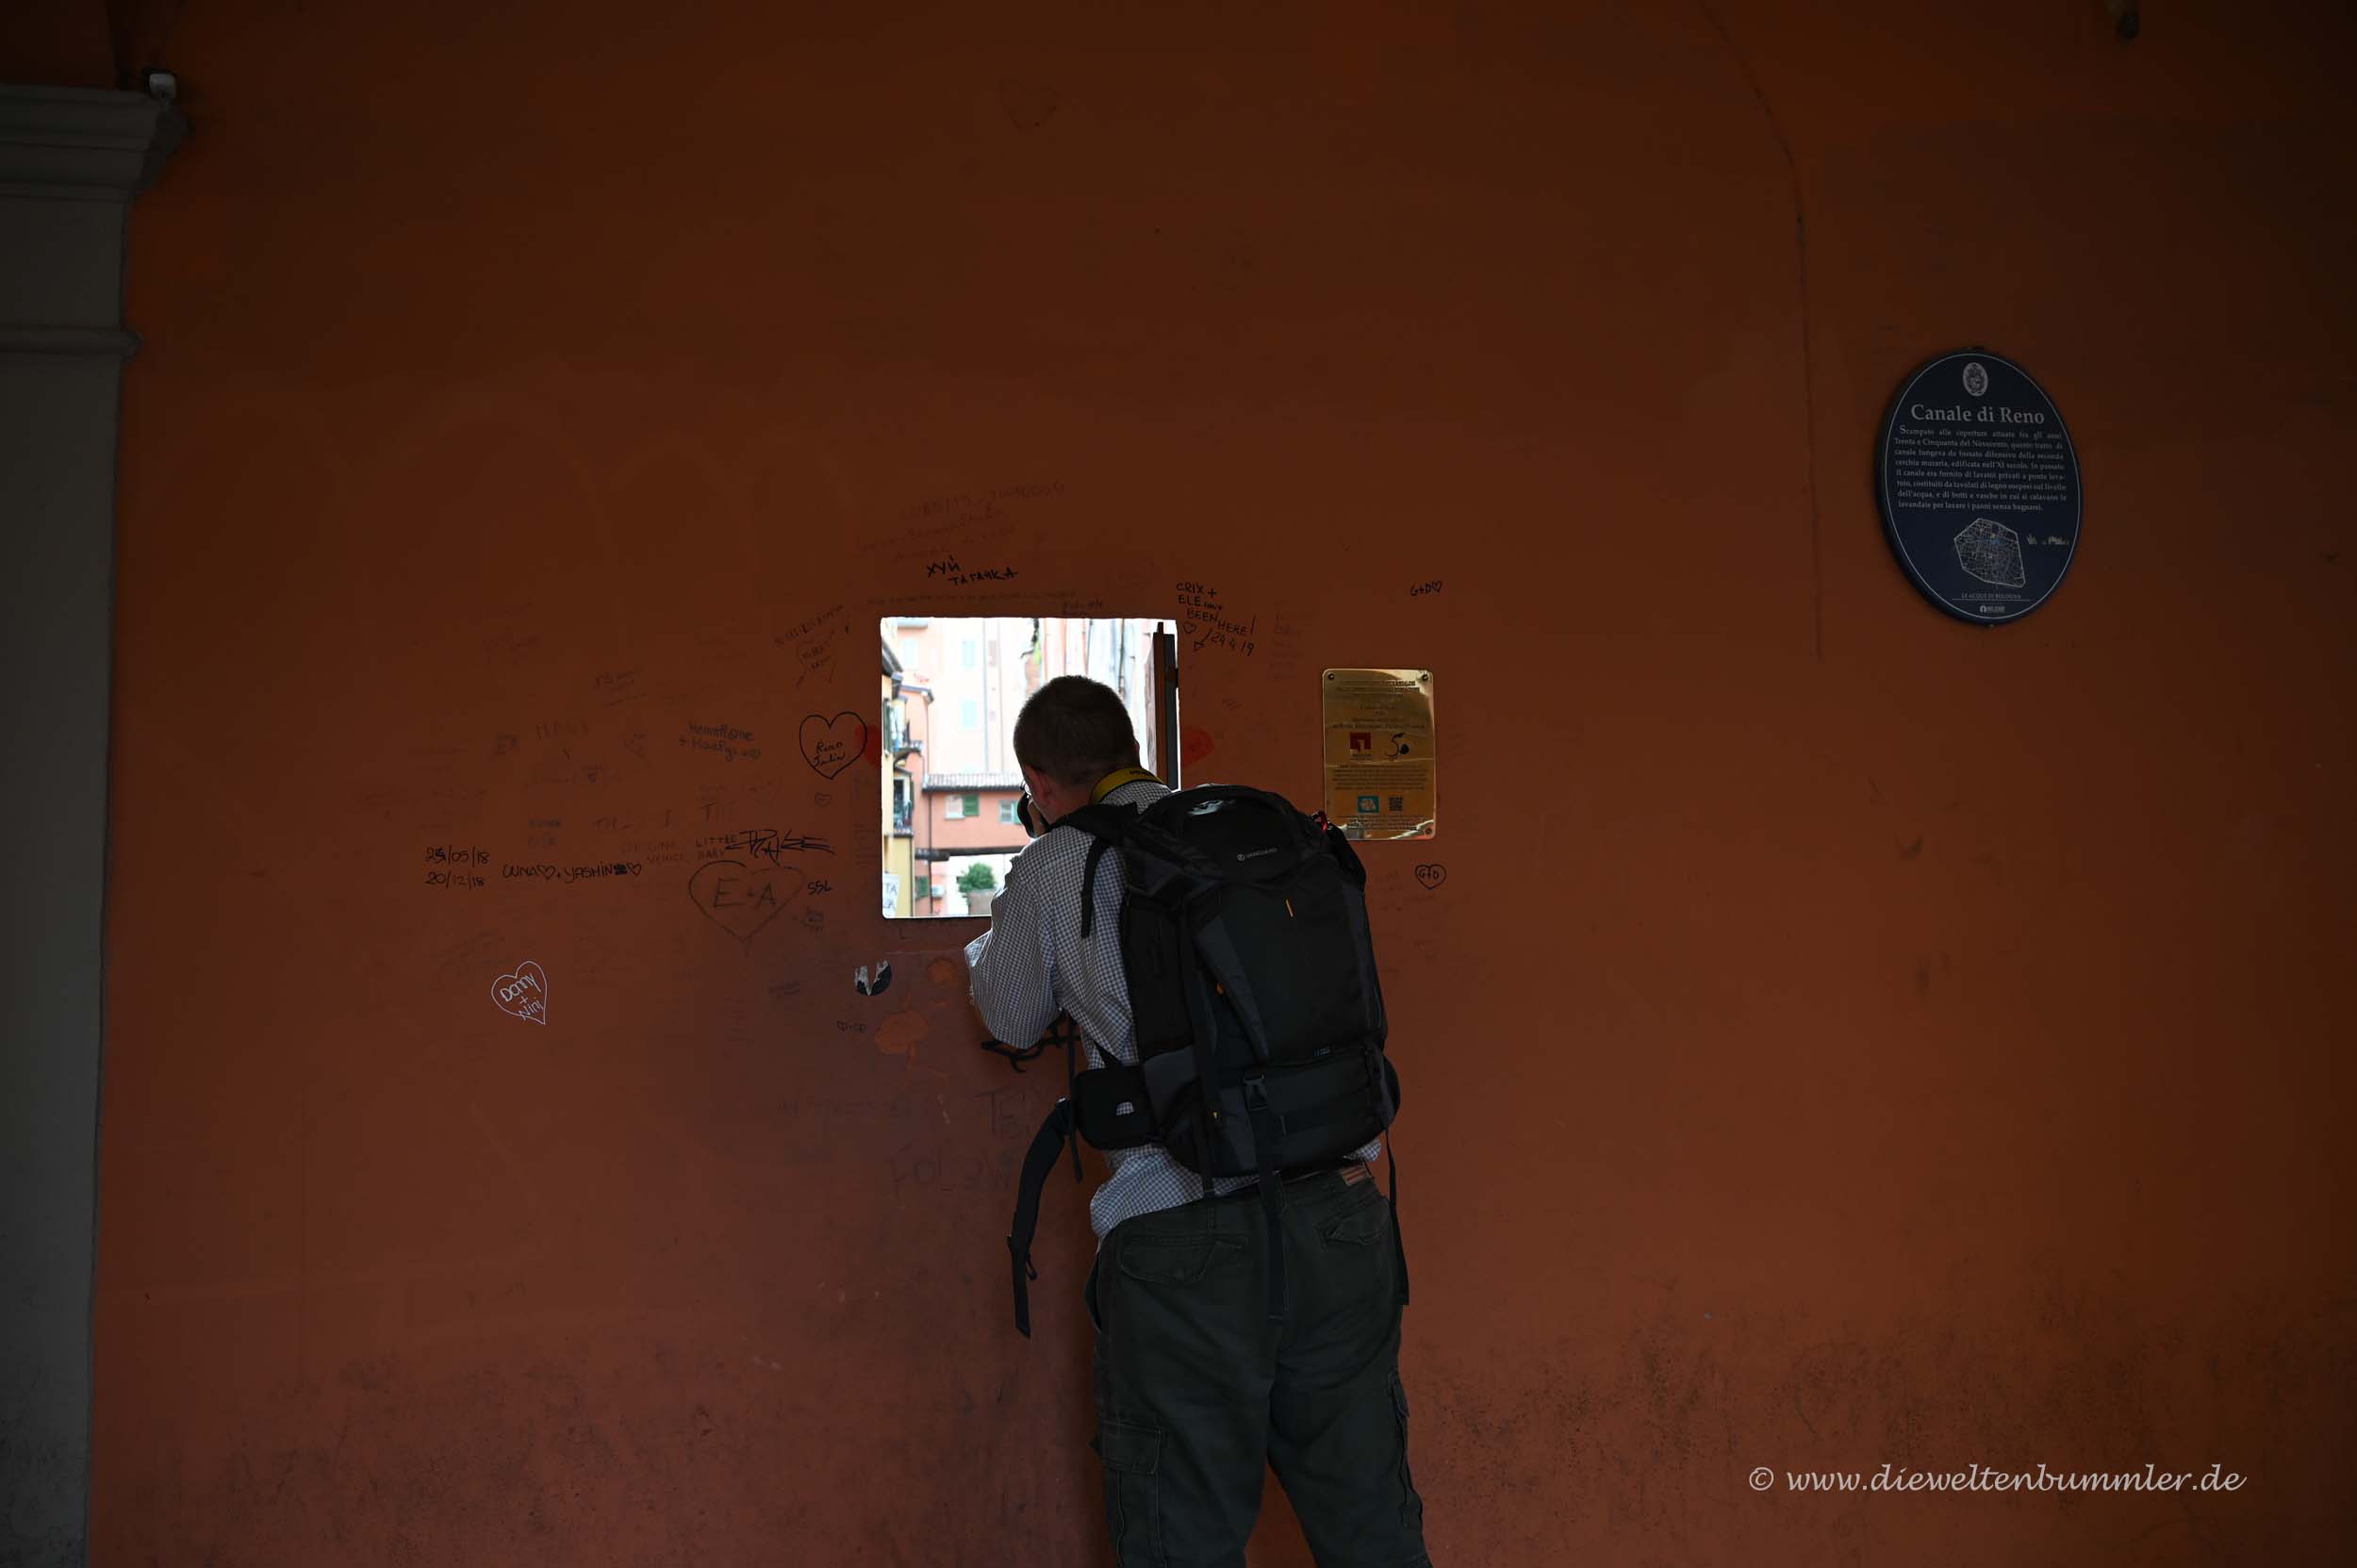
top-left (1013, 675), bottom-right (1141, 825)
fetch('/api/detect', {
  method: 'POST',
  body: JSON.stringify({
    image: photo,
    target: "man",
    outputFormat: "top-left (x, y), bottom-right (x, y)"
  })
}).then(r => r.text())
top-left (965, 674), bottom-right (1432, 1568)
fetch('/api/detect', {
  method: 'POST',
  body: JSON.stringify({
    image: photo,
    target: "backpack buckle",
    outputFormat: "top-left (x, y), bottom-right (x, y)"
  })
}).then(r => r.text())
top-left (1242, 1073), bottom-right (1288, 1138)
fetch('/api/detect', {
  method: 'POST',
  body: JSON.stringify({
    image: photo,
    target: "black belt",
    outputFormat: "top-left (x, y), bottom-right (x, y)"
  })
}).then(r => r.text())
top-left (1007, 1119), bottom-right (1408, 1337)
top-left (1213, 1158), bottom-right (1362, 1205)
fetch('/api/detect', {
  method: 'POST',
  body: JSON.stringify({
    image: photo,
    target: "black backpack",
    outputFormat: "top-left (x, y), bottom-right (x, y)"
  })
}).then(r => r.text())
top-left (1002, 783), bottom-right (1406, 1336)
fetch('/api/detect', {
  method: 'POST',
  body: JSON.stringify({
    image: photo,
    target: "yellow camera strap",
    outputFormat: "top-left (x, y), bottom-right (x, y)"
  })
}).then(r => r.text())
top-left (1090, 767), bottom-right (1161, 802)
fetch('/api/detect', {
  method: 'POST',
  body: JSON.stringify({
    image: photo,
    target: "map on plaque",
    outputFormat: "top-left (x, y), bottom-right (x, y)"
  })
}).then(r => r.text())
top-left (1322, 668), bottom-right (1436, 840)
top-left (1877, 349), bottom-right (2083, 625)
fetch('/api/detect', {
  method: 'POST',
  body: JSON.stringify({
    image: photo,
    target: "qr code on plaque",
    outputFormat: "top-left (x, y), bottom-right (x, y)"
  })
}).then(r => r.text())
top-left (1388, 796), bottom-right (1405, 812)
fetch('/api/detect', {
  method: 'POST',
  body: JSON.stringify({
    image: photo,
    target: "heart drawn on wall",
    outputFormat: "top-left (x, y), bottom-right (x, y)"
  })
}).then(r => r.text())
top-left (1413, 864), bottom-right (1447, 890)
top-left (799, 712), bottom-right (868, 779)
top-left (689, 858), bottom-right (801, 942)
top-left (492, 962), bottom-right (550, 1024)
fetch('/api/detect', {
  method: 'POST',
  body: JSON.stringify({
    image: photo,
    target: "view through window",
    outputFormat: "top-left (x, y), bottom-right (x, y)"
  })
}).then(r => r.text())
top-left (881, 616), bottom-right (1178, 917)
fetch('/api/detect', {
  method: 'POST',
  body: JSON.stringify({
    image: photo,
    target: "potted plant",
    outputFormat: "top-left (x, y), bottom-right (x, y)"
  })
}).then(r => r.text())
top-left (957, 862), bottom-right (998, 916)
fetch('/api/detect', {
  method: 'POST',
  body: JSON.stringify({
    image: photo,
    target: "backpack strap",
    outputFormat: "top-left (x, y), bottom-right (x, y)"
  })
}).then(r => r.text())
top-left (1242, 1073), bottom-right (1288, 1322)
top-left (1006, 1097), bottom-right (1076, 1337)
top-left (1080, 837), bottom-right (1113, 940)
top-left (1060, 1020), bottom-right (1084, 1183)
top-left (1387, 1135), bottom-right (1408, 1307)
top-left (1048, 801), bottom-right (1145, 941)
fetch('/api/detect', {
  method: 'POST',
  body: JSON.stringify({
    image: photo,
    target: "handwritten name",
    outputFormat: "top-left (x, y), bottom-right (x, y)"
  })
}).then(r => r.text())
top-left (776, 604), bottom-right (844, 642)
top-left (698, 828), bottom-right (834, 866)
top-left (683, 722), bottom-right (760, 763)
top-left (683, 737), bottom-right (761, 762)
top-left (1190, 610), bottom-right (1258, 656)
top-left (502, 862), bottom-right (646, 883)
top-left (926, 555), bottom-right (1021, 586)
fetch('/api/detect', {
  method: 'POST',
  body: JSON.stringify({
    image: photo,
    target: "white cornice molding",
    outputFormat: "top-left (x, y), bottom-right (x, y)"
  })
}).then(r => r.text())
top-left (0, 84), bottom-right (184, 200)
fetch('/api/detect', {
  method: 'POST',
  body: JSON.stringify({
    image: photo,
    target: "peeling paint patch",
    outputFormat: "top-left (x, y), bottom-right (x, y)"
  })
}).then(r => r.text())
top-left (875, 1010), bottom-right (930, 1056)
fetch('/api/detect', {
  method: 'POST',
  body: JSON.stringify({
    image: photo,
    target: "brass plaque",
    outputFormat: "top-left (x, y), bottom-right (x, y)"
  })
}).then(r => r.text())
top-left (1321, 668), bottom-right (1436, 840)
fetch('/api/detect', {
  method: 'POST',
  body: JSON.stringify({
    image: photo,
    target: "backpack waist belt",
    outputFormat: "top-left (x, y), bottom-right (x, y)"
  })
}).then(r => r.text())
top-left (1003, 1087), bottom-right (1296, 1334)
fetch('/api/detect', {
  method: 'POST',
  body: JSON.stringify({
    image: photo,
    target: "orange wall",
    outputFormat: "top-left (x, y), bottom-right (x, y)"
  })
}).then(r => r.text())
top-left (926, 797), bottom-right (1026, 854)
top-left (66, 1), bottom-right (2357, 1562)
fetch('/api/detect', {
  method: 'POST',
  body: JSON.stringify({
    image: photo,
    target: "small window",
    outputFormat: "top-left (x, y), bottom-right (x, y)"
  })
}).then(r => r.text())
top-left (881, 612), bottom-right (1178, 919)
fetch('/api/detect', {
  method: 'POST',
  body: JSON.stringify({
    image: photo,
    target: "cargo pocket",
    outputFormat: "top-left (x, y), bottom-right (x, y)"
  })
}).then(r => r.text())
top-left (1319, 1186), bottom-right (1389, 1247)
top-left (1093, 1412), bottom-right (1164, 1565)
top-left (1388, 1370), bottom-right (1426, 1533)
top-left (1321, 1186), bottom-right (1393, 1309)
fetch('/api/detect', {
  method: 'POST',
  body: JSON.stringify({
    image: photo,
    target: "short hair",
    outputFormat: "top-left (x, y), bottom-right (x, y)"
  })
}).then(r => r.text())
top-left (1012, 675), bottom-right (1140, 788)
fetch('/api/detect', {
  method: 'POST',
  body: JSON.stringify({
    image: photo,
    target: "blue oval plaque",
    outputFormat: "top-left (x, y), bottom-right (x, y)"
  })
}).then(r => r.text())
top-left (1876, 349), bottom-right (2083, 625)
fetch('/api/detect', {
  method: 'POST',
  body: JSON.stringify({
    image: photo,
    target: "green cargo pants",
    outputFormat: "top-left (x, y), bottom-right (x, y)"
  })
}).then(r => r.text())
top-left (1082, 1165), bottom-right (1432, 1567)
